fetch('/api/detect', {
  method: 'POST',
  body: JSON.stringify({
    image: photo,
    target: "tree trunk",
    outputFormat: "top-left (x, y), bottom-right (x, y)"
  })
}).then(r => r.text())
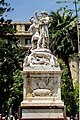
top-left (64, 55), bottom-right (72, 78)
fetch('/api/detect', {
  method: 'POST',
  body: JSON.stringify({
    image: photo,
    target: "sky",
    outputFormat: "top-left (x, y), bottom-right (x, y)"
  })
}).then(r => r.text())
top-left (6, 0), bottom-right (80, 22)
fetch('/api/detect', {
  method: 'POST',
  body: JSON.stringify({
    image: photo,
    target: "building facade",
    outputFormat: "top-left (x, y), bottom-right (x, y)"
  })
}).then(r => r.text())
top-left (11, 22), bottom-right (32, 50)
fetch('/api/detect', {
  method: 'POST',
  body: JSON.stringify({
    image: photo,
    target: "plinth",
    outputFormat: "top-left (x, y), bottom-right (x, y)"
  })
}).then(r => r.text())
top-left (19, 105), bottom-right (66, 120)
top-left (19, 48), bottom-right (66, 120)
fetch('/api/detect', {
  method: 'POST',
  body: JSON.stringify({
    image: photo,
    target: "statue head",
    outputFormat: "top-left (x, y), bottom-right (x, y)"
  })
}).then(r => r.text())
top-left (41, 11), bottom-right (48, 16)
top-left (30, 17), bottom-right (36, 23)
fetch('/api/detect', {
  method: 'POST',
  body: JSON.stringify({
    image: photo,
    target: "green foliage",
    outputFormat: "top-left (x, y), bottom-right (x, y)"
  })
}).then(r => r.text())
top-left (58, 58), bottom-right (79, 115)
top-left (49, 7), bottom-right (77, 61)
top-left (56, 0), bottom-right (80, 17)
top-left (0, 0), bottom-right (13, 17)
top-left (6, 70), bottom-right (23, 113)
top-left (59, 60), bottom-right (77, 116)
top-left (0, 0), bottom-right (14, 38)
top-left (49, 8), bottom-right (78, 116)
top-left (0, 0), bottom-right (25, 113)
top-left (0, 36), bottom-right (25, 113)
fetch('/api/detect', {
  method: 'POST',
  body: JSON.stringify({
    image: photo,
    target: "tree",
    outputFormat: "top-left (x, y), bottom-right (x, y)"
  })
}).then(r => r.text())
top-left (49, 7), bottom-right (78, 116)
top-left (0, 0), bottom-right (14, 36)
top-left (0, 39), bottom-right (25, 113)
top-left (56, 0), bottom-right (80, 17)
top-left (49, 7), bottom-right (78, 77)
top-left (56, 0), bottom-right (80, 53)
top-left (0, 0), bottom-right (25, 113)
top-left (60, 62), bottom-right (77, 116)
top-left (5, 70), bottom-right (23, 114)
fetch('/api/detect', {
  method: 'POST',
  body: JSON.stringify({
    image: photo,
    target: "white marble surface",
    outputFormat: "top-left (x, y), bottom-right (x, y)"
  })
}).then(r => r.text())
top-left (21, 99), bottom-right (64, 107)
top-left (22, 108), bottom-right (64, 118)
top-left (22, 72), bottom-right (61, 100)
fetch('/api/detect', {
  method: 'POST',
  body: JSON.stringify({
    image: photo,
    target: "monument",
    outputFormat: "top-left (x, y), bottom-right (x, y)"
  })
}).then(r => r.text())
top-left (19, 11), bottom-right (66, 120)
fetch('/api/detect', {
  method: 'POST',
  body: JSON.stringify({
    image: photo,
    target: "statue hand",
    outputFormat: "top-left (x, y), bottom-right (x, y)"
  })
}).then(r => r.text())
top-left (34, 11), bottom-right (38, 15)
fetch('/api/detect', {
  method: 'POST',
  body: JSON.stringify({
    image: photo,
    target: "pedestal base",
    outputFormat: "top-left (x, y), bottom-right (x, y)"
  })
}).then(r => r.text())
top-left (19, 100), bottom-right (66, 120)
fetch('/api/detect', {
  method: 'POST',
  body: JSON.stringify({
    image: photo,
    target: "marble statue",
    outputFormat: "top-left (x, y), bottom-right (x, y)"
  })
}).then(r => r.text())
top-left (23, 50), bottom-right (59, 67)
top-left (23, 11), bottom-right (59, 68)
top-left (28, 17), bottom-right (40, 50)
top-left (35, 11), bottom-right (49, 49)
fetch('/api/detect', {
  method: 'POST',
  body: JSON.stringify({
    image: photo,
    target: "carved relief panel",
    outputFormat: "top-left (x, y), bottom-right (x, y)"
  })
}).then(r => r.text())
top-left (25, 73), bottom-right (59, 98)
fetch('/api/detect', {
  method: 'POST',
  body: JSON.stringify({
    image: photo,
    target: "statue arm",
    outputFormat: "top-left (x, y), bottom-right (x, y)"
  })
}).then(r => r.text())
top-left (27, 25), bottom-right (33, 32)
top-left (35, 11), bottom-right (39, 21)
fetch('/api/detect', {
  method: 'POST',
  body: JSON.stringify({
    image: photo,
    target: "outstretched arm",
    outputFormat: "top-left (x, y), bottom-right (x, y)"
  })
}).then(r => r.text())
top-left (27, 25), bottom-right (33, 33)
top-left (34, 11), bottom-right (39, 21)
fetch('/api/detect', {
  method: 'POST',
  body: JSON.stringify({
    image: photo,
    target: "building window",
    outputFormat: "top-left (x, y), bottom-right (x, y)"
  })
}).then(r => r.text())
top-left (25, 24), bottom-right (30, 31)
top-left (25, 39), bottom-right (31, 45)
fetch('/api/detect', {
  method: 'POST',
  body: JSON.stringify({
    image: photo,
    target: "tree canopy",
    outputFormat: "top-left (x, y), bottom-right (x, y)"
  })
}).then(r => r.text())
top-left (49, 7), bottom-right (78, 117)
top-left (49, 7), bottom-right (78, 75)
top-left (0, 0), bottom-right (25, 114)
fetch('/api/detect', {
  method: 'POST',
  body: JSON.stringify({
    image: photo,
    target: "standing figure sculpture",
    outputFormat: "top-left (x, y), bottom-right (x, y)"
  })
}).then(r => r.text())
top-left (35, 11), bottom-right (49, 49)
top-left (28, 17), bottom-right (40, 50)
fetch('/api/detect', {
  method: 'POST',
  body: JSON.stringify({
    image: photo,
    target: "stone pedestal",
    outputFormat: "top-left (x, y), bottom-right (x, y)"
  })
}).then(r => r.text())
top-left (19, 46), bottom-right (65, 120)
top-left (19, 67), bottom-right (66, 120)
top-left (19, 105), bottom-right (66, 120)
top-left (21, 70), bottom-right (62, 101)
